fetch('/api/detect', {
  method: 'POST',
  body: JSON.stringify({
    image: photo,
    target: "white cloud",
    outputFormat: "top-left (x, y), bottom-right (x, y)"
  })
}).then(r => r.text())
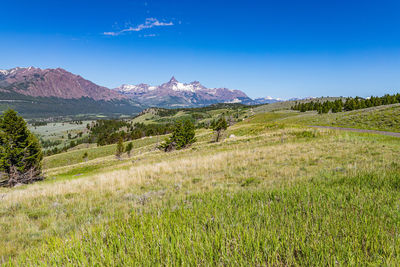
top-left (104, 18), bottom-right (173, 36)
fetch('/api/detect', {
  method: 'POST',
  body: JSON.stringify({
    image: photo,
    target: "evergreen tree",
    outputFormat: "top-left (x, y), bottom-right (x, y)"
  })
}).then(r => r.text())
top-left (116, 137), bottom-right (124, 159)
top-left (331, 100), bottom-right (343, 113)
top-left (321, 103), bottom-right (330, 114)
top-left (125, 142), bottom-right (133, 157)
top-left (210, 119), bottom-right (217, 129)
top-left (0, 109), bottom-right (43, 181)
top-left (182, 120), bottom-right (196, 146)
top-left (212, 117), bottom-right (228, 142)
top-left (160, 120), bottom-right (196, 151)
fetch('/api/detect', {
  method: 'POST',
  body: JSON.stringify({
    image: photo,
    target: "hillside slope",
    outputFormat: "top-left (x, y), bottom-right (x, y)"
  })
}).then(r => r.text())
top-left (1, 113), bottom-right (399, 265)
top-left (280, 103), bottom-right (400, 132)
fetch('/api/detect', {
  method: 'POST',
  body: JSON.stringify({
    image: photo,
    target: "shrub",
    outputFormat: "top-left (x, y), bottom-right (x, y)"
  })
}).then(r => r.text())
top-left (293, 130), bottom-right (317, 138)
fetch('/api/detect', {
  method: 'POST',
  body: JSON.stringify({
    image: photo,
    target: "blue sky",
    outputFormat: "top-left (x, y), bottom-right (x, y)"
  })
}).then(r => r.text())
top-left (0, 0), bottom-right (399, 99)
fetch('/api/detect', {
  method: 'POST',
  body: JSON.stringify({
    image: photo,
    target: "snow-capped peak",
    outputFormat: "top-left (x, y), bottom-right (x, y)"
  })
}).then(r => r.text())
top-left (117, 83), bottom-right (157, 93)
top-left (169, 76), bottom-right (178, 83)
top-left (114, 77), bottom-right (252, 107)
top-left (0, 69), bottom-right (9, 75)
top-left (118, 77), bottom-right (212, 93)
top-left (224, 98), bottom-right (242, 104)
top-left (262, 96), bottom-right (282, 101)
top-left (118, 84), bottom-right (141, 92)
top-left (0, 67), bottom-right (40, 76)
top-left (171, 82), bottom-right (196, 92)
top-left (158, 77), bottom-right (206, 92)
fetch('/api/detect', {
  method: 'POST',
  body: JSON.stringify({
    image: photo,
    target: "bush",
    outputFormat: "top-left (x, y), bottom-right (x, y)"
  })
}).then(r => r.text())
top-left (293, 130), bottom-right (317, 138)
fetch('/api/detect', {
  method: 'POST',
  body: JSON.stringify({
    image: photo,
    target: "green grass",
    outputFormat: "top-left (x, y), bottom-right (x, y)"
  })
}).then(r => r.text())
top-left (242, 111), bottom-right (299, 124)
top-left (1, 107), bottom-right (400, 265)
top-left (281, 104), bottom-right (400, 132)
top-left (29, 121), bottom-right (91, 139)
top-left (43, 135), bottom-right (164, 169)
top-left (18, 170), bottom-right (400, 266)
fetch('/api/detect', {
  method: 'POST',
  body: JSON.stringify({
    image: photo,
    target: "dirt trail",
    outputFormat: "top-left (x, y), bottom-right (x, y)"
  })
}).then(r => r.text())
top-left (309, 126), bottom-right (400, 138)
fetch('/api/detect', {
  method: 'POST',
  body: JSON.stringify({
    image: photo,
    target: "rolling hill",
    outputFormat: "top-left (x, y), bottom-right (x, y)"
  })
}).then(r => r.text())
top-left (1, 105), bottom-right (399, 265)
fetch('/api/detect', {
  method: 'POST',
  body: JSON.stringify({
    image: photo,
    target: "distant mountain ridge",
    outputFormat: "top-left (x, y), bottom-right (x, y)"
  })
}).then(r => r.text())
top-left (114, 77), bottom-right (254, 108)
top-left (0, 67), bottom-right (124, 101)
top-left (0, 67), bottom-right (295, 117)
top-left (0, 67), bottom-right (143, 118)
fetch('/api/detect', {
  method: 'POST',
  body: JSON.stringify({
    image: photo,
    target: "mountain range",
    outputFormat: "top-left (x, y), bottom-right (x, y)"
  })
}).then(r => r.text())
top-left (0, 67), bottom-right (284, 117)
top-left (114, 77), bottom-right (256, 107)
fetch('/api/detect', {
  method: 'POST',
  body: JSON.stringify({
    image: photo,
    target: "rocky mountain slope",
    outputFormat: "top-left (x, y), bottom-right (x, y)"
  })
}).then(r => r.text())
top-left (0, 67), bottom-right (142, 118)
top-left (0, 67), bottom-right (124, 101)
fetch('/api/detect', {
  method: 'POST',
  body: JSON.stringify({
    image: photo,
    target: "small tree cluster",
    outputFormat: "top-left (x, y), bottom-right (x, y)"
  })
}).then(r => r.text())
top-left (44, 136), bottom-right (90, 156)
top-left (0, 110), bottom-right (43, 187)
top-left (160, 120), bottom-right (196, 152)
top-left (114, 140), bottom-right (134, 159)
top-left (89, 120), bottom-right (174, 146)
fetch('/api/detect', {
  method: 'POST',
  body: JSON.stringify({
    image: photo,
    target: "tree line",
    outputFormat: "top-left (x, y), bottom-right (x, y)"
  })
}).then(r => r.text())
top-left (291, 93), bottom-right (400, 114)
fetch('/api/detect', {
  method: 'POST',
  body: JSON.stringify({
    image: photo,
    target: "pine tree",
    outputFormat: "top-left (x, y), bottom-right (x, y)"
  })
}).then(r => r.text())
top-left (160, 120), bottom-right (196, 151)
top-left (125, 142), bottom-right (133, 157)
top-left (182, 120), bottom-right (196, 147)
top-left (116, 137), bottom-right (124, 159)
top-left (212, 117), bottom-right (228, 142)
top-left (0, 109), bottom-right (43, 184)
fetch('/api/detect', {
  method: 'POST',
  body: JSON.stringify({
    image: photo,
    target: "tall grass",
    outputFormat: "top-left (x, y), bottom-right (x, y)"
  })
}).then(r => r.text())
top-left (19, 170), bottom-right (400, 265)
top-left (1, 119), bottom-right (399, 265)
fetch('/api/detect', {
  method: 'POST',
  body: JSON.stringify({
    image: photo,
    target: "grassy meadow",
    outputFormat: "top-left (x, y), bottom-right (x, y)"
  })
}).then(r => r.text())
top-left (281, 103), bottom-right (400, 132)
top-left (0, 106), bottom-right (399, 265)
